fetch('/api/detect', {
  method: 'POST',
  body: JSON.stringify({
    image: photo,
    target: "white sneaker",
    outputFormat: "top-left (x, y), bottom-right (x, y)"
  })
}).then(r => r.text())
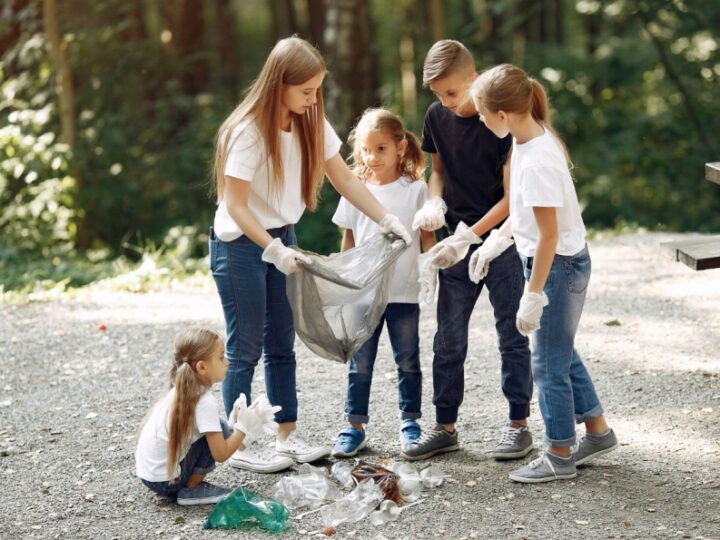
top-left (228, 440), bottom-right (294, 473)
top-left (275, 430), bottom-right (330, 463)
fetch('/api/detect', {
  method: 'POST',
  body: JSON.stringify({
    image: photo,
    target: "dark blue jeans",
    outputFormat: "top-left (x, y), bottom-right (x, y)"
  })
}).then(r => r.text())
top-left (345, 303), bottom-right (422, 424)
top-left (209, 226), bottom-right (298, 422)
top-left (142, 420), bottom-right (230, 496)
top-left (433, 244), bottom-right (532, 424)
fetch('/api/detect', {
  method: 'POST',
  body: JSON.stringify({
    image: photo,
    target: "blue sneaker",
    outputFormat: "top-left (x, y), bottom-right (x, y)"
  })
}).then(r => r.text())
top-left (331, 427), bottom-right (367, 458)
top-left (399, 419), bottom-right (421, 451)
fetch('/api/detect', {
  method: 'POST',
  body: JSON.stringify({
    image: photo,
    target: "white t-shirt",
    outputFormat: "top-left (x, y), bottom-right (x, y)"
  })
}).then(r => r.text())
top-left (213, 116), bottom-right (343, 241)
top-left (135, 389), bottom-right (222, 482)
top-left (509, 129), bottom-right (586, 257)
top-left (332, 177), bottom-right (427, 303)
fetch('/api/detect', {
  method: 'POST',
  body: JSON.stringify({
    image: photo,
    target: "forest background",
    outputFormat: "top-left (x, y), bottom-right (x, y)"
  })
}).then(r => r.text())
top-left (1, 0), bottom-right (718, 296)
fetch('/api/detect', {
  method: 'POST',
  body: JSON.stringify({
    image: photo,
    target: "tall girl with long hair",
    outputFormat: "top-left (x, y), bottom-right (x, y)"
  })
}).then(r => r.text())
top-left (469, 64), bottom-right (617, 483)
top-left (209, 37), bottom-right (412, 473)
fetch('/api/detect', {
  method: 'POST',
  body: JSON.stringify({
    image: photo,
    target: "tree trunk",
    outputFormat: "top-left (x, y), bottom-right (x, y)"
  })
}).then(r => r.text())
top-left (214, 0), bottom-right (239, 97)
top-left (553, 0), bottom-right (564, 44)
top-left (306, 0), bottom-right (325, 48)
top-left (271, 0), bottom-right (298, 41)
top-left (160, 0), bottom-right (208, 95)
top-left (322, 0), bottom-right (378, 139)
top-left (429, 0), bottom-right (446, 42)
top-left (42, 0), bottom-right (76, 148)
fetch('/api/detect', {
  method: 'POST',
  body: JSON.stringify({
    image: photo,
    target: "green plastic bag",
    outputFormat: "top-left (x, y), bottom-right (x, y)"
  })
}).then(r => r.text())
top-left (203, 486), bottom-right (289, 533)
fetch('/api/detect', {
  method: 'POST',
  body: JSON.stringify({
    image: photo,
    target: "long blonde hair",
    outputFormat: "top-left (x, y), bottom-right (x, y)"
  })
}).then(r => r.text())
top-left (166, 328), bottom-right (221, 481)
top-left (347, 108), bottom-right (425, 181)
top-left (471, 63), bottom-right (572, 168)
top-left (213, 37), bottom-right (327, 211)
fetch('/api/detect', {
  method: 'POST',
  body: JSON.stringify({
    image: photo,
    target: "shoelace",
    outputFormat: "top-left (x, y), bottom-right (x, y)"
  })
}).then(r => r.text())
top-left (528, 455), bottom-right (558, 477)
top-left (413, 428), bottom-right (444, 446)
top-left (498, 423), bottom-right (523, 446)
top-left (247, 441), bottom-right (277, 462)
top-left (284, 432), bottom-right (313, 451)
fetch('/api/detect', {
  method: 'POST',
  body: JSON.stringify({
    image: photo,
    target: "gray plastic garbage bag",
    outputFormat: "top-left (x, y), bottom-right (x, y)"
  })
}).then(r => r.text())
top-left (286, 234), bottom-right (407, 363)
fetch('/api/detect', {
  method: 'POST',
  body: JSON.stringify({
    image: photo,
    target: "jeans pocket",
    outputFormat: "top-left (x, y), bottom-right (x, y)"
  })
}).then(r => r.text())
top-left (564, 253), bottom-right (591, 294)
top-left (209, 229), bottom-right (219, 273)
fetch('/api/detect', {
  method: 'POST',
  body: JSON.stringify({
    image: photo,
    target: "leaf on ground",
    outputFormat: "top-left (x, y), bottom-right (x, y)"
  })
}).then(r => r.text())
top-left (604, 319), bottom-right (621, 326)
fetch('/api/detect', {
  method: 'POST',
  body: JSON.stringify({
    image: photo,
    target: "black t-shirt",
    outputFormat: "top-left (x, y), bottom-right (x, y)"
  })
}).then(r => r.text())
top-left (422, 101), bottom-right (512, 236)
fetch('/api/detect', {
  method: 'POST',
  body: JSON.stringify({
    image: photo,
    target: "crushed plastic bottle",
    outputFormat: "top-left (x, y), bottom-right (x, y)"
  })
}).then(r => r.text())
top-left (274, 463), bottom-right (340, 509)
top-left (385, 461), bottom-right (422, 501)
top-left (351, 463), bottom-right (402, 503)
top-left (320, 479), bottom-right (385, 528)
top-left (203, 486), bottom-right (289, 532)
top-left (369, 500), bottom-right (401, 526)
top-left (420, 464), bottom-right (445, 488)
top-left (331, 461), bottom-right (356, 488)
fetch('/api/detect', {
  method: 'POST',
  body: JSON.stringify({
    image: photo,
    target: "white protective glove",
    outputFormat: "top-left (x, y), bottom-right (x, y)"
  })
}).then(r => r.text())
top-left (378, 214), bottom-right (413, 246)
top-left (229, 393), bottom-right (264, 443)
top-left (412, 197), bottom-right (447, 231)
top-left (429, 222), bottom-right (481, 269)
top-left (261, 238), bottom-right (311, 275)
top-left (516, 291), bottom-right (549, 336)
top-left (248, 394), bottom-right (282, 435)
top-left (468, 229), bottom-right (515, 283)
top-left (418, 252), bottom-right (439, 306)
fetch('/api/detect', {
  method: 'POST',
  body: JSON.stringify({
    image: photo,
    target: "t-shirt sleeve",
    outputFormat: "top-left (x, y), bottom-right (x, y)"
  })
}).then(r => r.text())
top-left (519, 166), bottom-right (565, 208)
top-left (195, 393), bottom-right (222, 434)
top-left (421, 108), bottom-right (437, 153)
top-left (224, 122), bottom-right (262, 181)
top-left (332, 196), bottom-right (355, 230)
top-left (324, 118), bottom-right (343, 160)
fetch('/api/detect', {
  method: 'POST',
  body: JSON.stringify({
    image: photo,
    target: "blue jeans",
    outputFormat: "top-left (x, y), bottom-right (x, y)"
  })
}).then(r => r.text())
top-left (522, 245), bottom-right (603, 448)
top-left (142, 420), bottom-right (230, 496)
top-left (209, 226), bottom-right (298, 422)
top-left (433, 244), bottom-right (532, 425)
top-left (345, 303), bottom-right (422, 424)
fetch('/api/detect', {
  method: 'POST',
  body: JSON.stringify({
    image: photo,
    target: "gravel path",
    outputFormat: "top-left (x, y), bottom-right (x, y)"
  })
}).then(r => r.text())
top-left (1, 232), bottom-right (719, 540)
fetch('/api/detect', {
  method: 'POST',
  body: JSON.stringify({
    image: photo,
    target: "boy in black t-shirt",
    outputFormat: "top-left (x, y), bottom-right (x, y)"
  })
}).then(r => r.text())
top-left (403, 40), bottom-right (533, 461)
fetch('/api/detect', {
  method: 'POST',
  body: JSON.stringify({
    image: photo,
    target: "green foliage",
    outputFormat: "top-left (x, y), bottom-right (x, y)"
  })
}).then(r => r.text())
top-left (0, 10), bottom-right (77, 256)
top-left (1, 0), bottom-right (719, 297)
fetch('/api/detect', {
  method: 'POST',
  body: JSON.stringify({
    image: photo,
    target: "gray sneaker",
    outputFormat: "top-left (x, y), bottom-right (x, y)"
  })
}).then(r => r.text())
top-left (177, 482), bottom-right (232, 506)
top-left (574, 429), bottom-right (618, 466)
top-left (490, 420), bottom-right (534, 460)
top-left (401, 427), bottom-right (459, 461)
top-left (509, 453), bottom-right (577, 484)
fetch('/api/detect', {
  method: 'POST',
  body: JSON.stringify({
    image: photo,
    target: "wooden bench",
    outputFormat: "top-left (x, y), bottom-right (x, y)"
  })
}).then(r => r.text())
top-left (662, 162), bottom-right (720, 271)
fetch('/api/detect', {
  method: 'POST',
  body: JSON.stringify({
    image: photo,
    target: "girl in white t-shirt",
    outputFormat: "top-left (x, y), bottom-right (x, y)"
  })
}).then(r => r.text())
top-left (330, 108), bottom-right (436, 458)
top-left (209, 37), bottom-right (412, 473)
top-left (135, 328), bottom-right (278, 505)
top-left (469, 65), bottom-right (617, 483)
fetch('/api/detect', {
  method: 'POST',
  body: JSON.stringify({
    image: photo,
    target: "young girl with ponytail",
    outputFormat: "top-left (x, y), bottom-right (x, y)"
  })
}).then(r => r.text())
top-left (135, 328), bottom-right (278, 505)
top-left (330, 108), bottom-right (436, 458)
top-left (470, 64), bottom-right (617, 483)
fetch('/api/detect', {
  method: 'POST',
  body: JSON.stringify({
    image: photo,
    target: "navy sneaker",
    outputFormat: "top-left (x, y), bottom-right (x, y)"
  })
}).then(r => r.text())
top-left (176, 482), bottom-right (231, 506)
top-left (331, 427), bottom-right (367, 458)
top-left (399, 419), bottom-right (421, 451)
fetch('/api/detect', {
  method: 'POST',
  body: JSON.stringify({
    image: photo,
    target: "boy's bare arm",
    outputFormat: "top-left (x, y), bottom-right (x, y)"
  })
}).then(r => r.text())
top-left (427, 153), bottom-right (445, 199)
top-left (420, 229), bottom-right (437, 252)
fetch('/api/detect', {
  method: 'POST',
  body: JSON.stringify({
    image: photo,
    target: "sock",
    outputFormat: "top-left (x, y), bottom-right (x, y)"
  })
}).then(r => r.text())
top-left (546, 451), bottom-right (573, 464)
top-left (510, 422), bottom-right (526, 430)
top-left (586, 428), bottom-right (611, 441)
